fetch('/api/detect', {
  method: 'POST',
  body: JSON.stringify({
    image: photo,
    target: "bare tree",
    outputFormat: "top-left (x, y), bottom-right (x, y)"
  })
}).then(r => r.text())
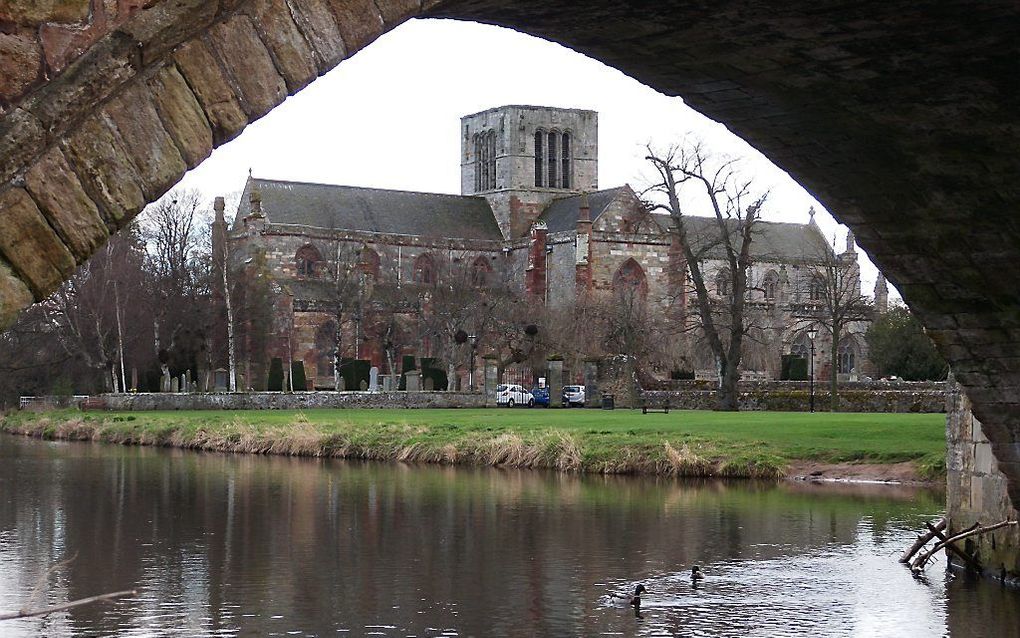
top-left (644, 141), bottom-right (767, 410)
top-left (316, 237), bottom-right (366, 391)
top-left (140, 189), bottom-right (213, 386)
top-left (801, 237), bottom-right (872, 410)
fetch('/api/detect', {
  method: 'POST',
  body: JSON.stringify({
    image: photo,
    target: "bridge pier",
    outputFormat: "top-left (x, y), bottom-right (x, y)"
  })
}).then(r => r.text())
top-left (947, 382), bottom-right (1020, 585)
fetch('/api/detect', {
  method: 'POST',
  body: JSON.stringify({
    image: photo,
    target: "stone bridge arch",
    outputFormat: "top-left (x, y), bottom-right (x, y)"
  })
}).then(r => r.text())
top-left (0, 1), bottom-right (1018, 502)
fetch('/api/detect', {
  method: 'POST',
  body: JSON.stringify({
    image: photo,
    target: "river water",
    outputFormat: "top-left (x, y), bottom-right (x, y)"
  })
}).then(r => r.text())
top-left (0, 435), bottom-right (1017, 637)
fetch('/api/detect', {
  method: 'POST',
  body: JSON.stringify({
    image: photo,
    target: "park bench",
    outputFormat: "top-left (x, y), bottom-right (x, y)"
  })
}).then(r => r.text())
top-left (642, 401), bottom-right (670, 414)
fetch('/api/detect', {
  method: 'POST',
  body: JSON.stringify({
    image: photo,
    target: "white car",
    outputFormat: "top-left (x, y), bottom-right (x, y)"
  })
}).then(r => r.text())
top-left (561, 385), bottom-right (586, 408)
top-left (496, 384), bottom-right (534, 407)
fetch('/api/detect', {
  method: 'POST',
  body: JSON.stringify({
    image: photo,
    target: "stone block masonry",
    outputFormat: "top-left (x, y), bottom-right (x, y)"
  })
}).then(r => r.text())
top-left (946, 382), bottom-right (1019, 585)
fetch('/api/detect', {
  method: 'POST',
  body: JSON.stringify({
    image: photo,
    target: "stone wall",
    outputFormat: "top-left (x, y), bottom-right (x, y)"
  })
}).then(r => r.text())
top-left (97, 391), bottom-right (486, 411)
top-left (640, 380), bottom-right (946, 413)
top-left (946, 383), bottom-right (1020, 584)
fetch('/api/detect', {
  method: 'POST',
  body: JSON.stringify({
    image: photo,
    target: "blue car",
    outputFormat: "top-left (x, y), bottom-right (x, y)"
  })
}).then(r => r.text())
top-left (530, 387), bottom-right (550, 408)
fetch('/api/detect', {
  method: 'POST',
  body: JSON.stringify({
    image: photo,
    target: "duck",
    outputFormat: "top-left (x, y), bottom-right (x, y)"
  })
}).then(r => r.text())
top-left (691, 565), bottom-right (705, 582)
top-left (610, 583), bottom-right (647, 608)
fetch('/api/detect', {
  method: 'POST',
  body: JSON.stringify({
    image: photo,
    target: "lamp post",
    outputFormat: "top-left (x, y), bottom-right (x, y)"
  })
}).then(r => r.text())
top-left (468, 334), bottom-right (478, 392)
top-left (807, 326), bottom-right (817, 413)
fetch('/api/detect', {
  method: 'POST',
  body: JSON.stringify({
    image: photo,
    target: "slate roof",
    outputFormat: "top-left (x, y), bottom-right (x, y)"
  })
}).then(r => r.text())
top-left (539, 187), bottom-right (630, 232)
top-left (678, 215), bottom-right (834, 262)
top-left (236, 178), bottom-right (503, 241)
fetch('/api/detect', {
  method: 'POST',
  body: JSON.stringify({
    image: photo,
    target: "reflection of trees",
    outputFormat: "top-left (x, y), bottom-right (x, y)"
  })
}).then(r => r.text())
top-left (0, 440), bottom-right (943, 636)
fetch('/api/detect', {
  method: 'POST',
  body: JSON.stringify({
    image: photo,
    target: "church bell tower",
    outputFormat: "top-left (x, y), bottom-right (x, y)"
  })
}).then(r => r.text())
top-left (461, 105), bottom-right (597, 239)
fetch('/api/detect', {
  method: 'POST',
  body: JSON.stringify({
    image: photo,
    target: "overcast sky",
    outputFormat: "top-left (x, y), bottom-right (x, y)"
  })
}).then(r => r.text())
top-left (172, 18), bottom-right (891, 296)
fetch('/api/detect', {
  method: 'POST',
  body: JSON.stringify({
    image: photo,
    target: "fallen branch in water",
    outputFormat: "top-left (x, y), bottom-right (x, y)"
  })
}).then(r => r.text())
top-left (899, 518), bottom-right (946, 563)
top-left (911, 520), bottom-right (1018, 572)
top-left (0, 589), bottom-right (137, 621)
top-left (926, 521), bottom-right (983, 573)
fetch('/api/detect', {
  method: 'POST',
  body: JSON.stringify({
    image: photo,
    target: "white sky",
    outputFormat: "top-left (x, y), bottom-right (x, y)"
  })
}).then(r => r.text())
top-left (173, 18), bottom-right (892, 297)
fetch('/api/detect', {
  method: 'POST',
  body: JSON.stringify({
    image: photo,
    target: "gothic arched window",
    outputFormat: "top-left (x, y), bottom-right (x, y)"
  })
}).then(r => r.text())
top-left (413, 253), bottom-right (437, 285)
top-left (361, 246), bottom-right (380, 280)
top-left (716, 268), bottom-right (731, 297)
top-left (534, 130), bottom-right (544, 187)
top-left (470, 256), bottom-right (492, 286)
top-left (809, 274), bottom-right (825, 301)
top-left (487, 131), bottom-right (496, 190)
top-left (790, 332), bottom-right (811, 359)
top-left (561, 132), bottom-right (571, 189)
top-left (613, 258), bottom-right (648, 301)
top-left (295, 244), bottom-right (322, 277)
top-left (838, 337), bottom-right (859, 374)
top-left (474, 134), bottom-right (482, 192)
top-left (547, 131), bottom-right (558, 188)
top-left (763, 270), bottom-right (779, 301)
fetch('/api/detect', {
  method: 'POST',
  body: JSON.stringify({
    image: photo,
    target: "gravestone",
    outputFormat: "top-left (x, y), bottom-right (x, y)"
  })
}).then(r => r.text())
top-left (369, 366), bottom-right (379, 392)
top-left (405, 370), bottom-right (421, 392)
top-left (424, 377), bottom-right (434, 391)
top-left (214, 368), bottom-right (228, 391)
top-left (170, 378), bottom-right (179, 393)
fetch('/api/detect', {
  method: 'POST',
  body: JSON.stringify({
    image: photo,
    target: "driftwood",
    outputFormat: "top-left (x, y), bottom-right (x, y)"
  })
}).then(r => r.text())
top-left (0, 589), bottom-right (137, 622)
top-left (926, 521), bottom-right (983, 573)
top-left (899, 518), bottom-right (946, 563)
top-left (911, 520), bottom-right (1018, 572)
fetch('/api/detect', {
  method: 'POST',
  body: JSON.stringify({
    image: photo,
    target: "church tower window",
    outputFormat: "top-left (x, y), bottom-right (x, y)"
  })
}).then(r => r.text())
top-left (474, 134), bottom-right (482, 192)
top-left (561, 132), bottom-right (571, 189)
top-left (547, 131), bottom-right (558, 188)
top-left (534, 131), bottom-right (544, 187)
top-left (487, 131), bottom-right (496, 190)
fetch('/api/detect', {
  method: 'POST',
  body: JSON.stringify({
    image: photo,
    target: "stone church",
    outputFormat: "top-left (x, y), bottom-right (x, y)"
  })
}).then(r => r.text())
top-left (214, 105), bottom-right (885, 389)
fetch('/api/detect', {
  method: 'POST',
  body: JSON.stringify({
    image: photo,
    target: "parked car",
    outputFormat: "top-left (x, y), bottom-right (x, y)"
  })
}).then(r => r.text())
top-left (497, 384), bottom-right (534, 407)
top-left (530, 387), bottom-right (550, 407)
top-left (561, 385), bottom-right (586, 408)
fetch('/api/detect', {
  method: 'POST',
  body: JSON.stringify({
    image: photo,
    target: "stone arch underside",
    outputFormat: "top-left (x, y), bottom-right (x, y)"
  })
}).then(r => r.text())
top-left (0, 0), bottom-right (1017, 501)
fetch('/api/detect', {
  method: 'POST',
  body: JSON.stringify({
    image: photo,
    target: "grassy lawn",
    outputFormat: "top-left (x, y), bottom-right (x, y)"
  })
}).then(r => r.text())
top-left (1, 408), bottom-right (946, 479)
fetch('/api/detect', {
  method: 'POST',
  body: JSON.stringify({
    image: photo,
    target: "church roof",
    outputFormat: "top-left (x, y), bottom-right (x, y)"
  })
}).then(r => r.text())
top-left (539, 187), bottom-right (630, 232)
top-left (679, 215), bottom-right (834, 262)
top-left (237, 178), bottom-right (503, 241)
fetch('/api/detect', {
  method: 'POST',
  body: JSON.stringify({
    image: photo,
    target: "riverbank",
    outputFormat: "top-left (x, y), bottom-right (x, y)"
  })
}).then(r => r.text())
top-left (0, 408), bottom-right (947, 481)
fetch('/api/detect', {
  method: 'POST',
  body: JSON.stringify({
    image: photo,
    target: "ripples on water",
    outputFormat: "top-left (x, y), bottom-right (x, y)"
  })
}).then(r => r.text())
top-left (0, 435), bottom-right (1017, 637)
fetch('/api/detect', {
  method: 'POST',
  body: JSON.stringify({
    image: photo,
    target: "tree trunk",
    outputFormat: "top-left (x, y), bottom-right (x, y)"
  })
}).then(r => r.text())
top-left (334, 309), bottom-right (342, 392)
top-left (830, 324), bottom-right (840, 412)
top-left (223, 249), bottom-right (237, 392)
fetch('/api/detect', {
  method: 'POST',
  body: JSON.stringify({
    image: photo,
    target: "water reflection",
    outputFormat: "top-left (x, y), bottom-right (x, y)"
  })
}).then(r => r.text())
top-left (0, 435), bottom-right (1014, 637)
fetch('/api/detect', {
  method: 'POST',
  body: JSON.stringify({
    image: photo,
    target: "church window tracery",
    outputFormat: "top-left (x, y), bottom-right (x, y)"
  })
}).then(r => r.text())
top-left (838, 337), bottom-right (858, 374)
top-left (614, 258), bottom-right (648, 301)
top-left (763, 270), bottom-right (779, 301)
top-left (413, 253), bottom-right (437, 284)
top-left (470, 256), bottom-right (492, 286)
top-left (295, 244), bottom-right (321, 277)
top-left (809, 274), bottom-right (825, 301)
top-left (487, 131), bottom-right (496, 190)
top-left (534, 131), bottom-right (544, 187)
top-left (561, 132), bottom-right (571, 189)
top-left (716, 269), bottom-right (731, 297)
top-left (547, 131), bottom-right (558, 189)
